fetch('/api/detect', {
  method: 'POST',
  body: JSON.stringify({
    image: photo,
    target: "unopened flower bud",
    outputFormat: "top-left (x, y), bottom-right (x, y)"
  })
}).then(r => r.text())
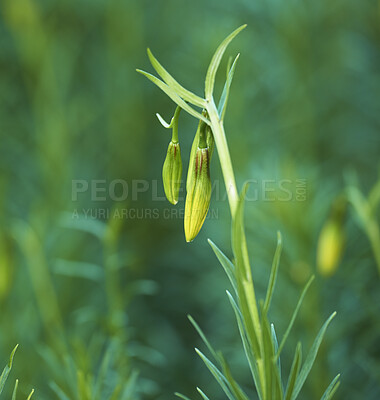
top-left (162, 141), bottom-right (182, 205)
top-left (184, 122), bottom-right (212, 242)
top-left (157, 106), bottom-right (182, 205)
top-left (317, 197), bottom-right (346, 277)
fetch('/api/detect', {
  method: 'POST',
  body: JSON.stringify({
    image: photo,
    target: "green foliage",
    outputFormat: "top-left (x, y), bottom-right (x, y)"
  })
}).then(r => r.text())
top-left (139, 25), bottom-right (339, 400)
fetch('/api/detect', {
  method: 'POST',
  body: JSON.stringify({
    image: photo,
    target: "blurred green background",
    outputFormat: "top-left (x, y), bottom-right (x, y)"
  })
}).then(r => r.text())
top-left (1, 0), bottom-right (380, 399)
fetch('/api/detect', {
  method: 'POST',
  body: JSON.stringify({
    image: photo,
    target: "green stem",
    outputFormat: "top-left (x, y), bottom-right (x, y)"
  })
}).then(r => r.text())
top-left (206, 98), bottom-right (266, 396)
top-left (206, 99), bottom-right (239, 216)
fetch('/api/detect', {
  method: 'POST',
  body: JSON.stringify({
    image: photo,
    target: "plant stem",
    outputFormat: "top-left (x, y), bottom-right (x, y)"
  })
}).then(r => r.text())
top-left (206, 97), bottom-right (266, 396)
top-left (206, 99), bottom-right (239, 216)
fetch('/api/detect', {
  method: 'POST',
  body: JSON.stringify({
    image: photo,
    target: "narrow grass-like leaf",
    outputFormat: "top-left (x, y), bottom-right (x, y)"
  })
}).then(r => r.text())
top-left (49, 382), bottom-right (70, 400)
top-left (271, 324), bottom-right (282, 385)
top-left (263, 231), bottom-right (283, 314)
top-left (147, 49), bottom-right (206, 107)
top-left (320, 374), bottom-right (340, 400)
top-left (208, 239), bottom-right (237, 295)
top-left (232, 183), bottom-right (261, 358)
top-left (195, 348), bottom-right (234, 400)
top-left (276, 276), bottom-right (314, 360)
top-left (284, 343), bottom-right (302, 400)
top-left (136, 70), bottom-right (209, 124)
top-left (205, 25), bottom-right (246, 100)
top-left (272, 362), bottom-right (283, 400)
top-left (0, 345), bottom-right (18, 395)
top-left (217, 53), bottom-right (240, 120)
top-left (261, 312), bottom-right (274, 400)
top-left (291, 312), bottom-right (337, 400)
top-left (226, 291), bottom-right (263, 400)
top-left (197, 388), bottom-right (211, 400)
top-left (188, 315), bottom-right (219, 362)
top-left (219, 355), bottom-right (250, 400)
top-left (26, 389), bottom-right (35, 400)
top-left (11, 379), bottom-right (18, 400)
top-left (175, 392), bottom-right (193, 400)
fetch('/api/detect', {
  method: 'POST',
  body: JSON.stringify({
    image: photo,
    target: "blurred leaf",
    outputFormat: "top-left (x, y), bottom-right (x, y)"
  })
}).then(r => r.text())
top-left (292, 312), bottom-right (337, 400)
top-left (0, 345), bottom-right (18, 395)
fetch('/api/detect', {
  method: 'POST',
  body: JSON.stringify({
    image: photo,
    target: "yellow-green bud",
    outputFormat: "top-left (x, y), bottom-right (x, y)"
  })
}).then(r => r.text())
top-left (157, 106), bottom-right (182, 205)
top-left (162, 141), bottom-right (182, 205)
top-left (184, 121), bottom-right (212, 242)
top-left (316, 197), bottom-right (346, 277)
top-left (187, 116), bottom-right (214, 192)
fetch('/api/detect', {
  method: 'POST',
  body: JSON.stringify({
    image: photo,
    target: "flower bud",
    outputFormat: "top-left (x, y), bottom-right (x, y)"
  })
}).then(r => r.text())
top-left (184, 123), bottom-right (212, 242)
top-left (317, 197), bottom-right (346, 277)
top-left (187, 118), bottom-right (214, 192)
top-left (157, 106), bottom-right (182, 205)
top-left (162, 141), bottom-right (182, 205)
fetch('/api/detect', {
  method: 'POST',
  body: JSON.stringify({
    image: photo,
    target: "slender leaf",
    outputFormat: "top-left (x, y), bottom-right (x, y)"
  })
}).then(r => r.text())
top-left (263, 231), bottom-right (283, 314)
top-left (26, 389), bottom-right (35, 400)
top-left (196, 388), bottom-right (211, 400)
top-left (220, 355), bottom-right (250, 400)
top-left (291, 312), bottom-right (337, 400)
top-left (147, 49), bottom-right (206, 107)
top-left (231, 183), bottom-right (261, 358)
top-left (217, 53), bottom-right (240, 120)
top-left (49, 382), bottom-right (71, 400)
top-left (136, 69), bottom-right (209, 124)
top-left (271, 324), bottom-right (282, 385)
top-left (175, 393), bottom-right (193, 400)
top-left (226, 291), bottom-right (263, 400)
top-left (11, 379), bottom-right (18, 400)
top-left (195, 348), bottom-right (235, 400)
top-left (284, 343), bottom-right (302, 400)
top-left (188, 315), bottom-right (219, 362)
top-left (208, 239), bottom-right (237, 295)
top-left (276, 276), bottom-right (314, 360)
top-left (205, 25), bottom-right (247, 100)
top-left (0, 345), bottom-right (18, 395)
top-left (320, 374), bottom-right (340, 400)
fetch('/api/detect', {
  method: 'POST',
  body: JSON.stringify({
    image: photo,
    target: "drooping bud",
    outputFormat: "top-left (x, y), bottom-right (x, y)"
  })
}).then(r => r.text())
top-left (317, 196), bottom-right (346, 277)
top-left (158, 107), bottom-right (182, 205)
top-left (184, 119), bottom-right (213, 242)
top-left (162, 141), bottom-right (182, 204)
top-left (186, 112), bottom-right (214, 192)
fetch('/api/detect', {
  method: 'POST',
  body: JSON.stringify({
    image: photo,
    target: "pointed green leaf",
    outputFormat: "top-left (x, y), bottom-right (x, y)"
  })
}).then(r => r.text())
top-left (226, 291), bottom-right (263, 400)
top-left (231, 183), bottom-right (261, 358)
top-left (196, 388), bottom-right (211, 400)
top-left (195, 348), bottom-right (234, 400)
top-left (291, 312), bottom-right (337, 400)
top-left (263, 231), bottom-right (283, 314)
top-left (284, 343), bottom-right (302, 400)
top-left (136, 69), bottom-right (209, 124)
top-left (320, 374), bottom-right (340, 400)
top-left (26, 389), bottom-right (35, 400)
top-left (205, 25), bottom-right (247, 100)
top-left (208, 239), bottom-right (237, 295)
top-left (147, 49), bottom-right (206, 107)
top-left (175, 393), bottom-right (193, 400)
top-left (271, 324), bottom-right (282, 385)
top-left (0, 344), bottom-right (18, 395)
top-left (276, 276), bottom-right (314, 360)
top-left (12, 379), bottom-right (18, 400)
top-left (219, 355), bottom-right (250, 400)
top-left (188, 315), bottom-right (219, 362)
top-left (217, 53), bottom-right (240, 120)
